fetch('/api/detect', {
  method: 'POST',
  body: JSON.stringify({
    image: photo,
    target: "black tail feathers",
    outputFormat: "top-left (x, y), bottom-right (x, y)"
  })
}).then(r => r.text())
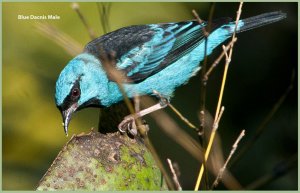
top-left (237, 11), bottom-right (287, 33)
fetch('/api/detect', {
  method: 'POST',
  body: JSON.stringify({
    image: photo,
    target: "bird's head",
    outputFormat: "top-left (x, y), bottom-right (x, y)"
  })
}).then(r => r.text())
top-left (55, 53), bottom-right (109, 136)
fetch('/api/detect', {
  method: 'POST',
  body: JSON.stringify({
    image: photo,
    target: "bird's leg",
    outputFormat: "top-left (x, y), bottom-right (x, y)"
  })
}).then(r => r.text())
top-left (118, 90), bottom-right (169, 135)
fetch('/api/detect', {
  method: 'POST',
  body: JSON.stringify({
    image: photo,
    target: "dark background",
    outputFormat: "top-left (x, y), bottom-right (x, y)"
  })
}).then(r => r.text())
top-left (2, 2), bottom-right (297, 190)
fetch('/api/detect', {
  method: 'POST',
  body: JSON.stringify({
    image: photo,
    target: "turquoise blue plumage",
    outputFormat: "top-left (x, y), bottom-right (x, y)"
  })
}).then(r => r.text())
top-left (55, 11), bottom-right (286, 134)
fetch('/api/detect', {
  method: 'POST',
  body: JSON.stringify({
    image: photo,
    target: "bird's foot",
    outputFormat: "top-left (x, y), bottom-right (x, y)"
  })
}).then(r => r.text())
top-left (118, 116), bottom-right (149, 136)
top-left (118, 115), bottom-right (135, 135)
top-left (118, 90), bottom-right (169, 136)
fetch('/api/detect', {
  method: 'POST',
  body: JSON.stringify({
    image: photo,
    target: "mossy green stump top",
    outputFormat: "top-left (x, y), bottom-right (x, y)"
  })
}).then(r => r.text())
top-left (37, 130), bottom-right (167, 190)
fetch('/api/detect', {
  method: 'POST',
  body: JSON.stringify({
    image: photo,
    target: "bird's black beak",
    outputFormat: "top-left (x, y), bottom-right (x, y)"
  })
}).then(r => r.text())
top-left (62, 103), bottom-right (78, 136)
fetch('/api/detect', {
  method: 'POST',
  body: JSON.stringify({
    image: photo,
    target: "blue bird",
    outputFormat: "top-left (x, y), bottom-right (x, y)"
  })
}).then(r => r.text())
top-left (55, 11), bottom-right (286, 136)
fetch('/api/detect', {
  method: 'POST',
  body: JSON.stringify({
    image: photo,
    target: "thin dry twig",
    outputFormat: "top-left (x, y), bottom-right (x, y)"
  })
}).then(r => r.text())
top-left (206, 3), bottom-right (216, 33)
top-left (35, 22), bottom-right (83, 56)
top-left (230, 69), bottom-right (295, 167)
top-left (228, 3), bottom-right (243, 59)
top-left (222, 45), bottom-right (229, 61)
top-left (141, 96), bottom-right (204, 163)
top-left (71, 3), bottom-right (96, 40)
top-left (192, 9), bottom-right (208, 137)
top-left (194, 2), bottom-right (243, 190)
top-left (167, 158), bottom-right (182, 190)
top-left (205, 37), bottom-right (237, 79)
top-left (134, 95), bottom-right (141, 113)
top-left (96, 2), bottom-right (111, 34)
top-left (194, 5), bottom-right (216, 187)
top-left (193, 5), bottom-right (215, 188)
top-left (212, 106), bottom-right (225, 131)
top-left (192, 9), bottom-right (209, 138)
top-left (194, 106), bottom-right (225, 190)
top-left (192, 9), bottom-right (209, 37)
top-left (206, 131), bottom-right (243, 190)
top-left (211, 130), bottom-right (246, 189)
top-left (151, 90), bottom-right (198, 131)
top-left (168, 103), bottom-right (198, 130)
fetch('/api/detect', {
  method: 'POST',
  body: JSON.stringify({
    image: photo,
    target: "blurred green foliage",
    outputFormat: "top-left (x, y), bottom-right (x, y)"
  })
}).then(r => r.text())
top-left (2, 2), bottom-right (297, 190)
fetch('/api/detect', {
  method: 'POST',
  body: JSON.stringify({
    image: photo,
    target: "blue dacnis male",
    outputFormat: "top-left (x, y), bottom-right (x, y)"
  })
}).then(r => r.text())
top-left (55, 11), bottom-right (286, 136)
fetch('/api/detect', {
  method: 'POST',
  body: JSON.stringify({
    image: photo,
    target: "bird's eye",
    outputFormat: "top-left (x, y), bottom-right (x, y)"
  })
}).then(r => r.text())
top-left (71, 88), bottom-right (80, 98)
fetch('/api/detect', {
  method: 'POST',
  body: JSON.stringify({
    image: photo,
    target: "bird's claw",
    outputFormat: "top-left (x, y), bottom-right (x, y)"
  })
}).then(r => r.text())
top-left (118, 116), bottom-right (138, 136)
top-left (118, 116), bottom-right (149, 136)
top-left (118, 116), bottom-right (134, 133)
top-left (118, 90), bottom-right (169, 136)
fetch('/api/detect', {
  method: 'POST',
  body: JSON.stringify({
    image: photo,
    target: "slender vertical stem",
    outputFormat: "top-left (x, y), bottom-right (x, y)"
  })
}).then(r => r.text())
top-left (96, 3), bottom-right (111, 34)
top-left (192, 5), bottom-right (215, 188)
top-left (211, 130), bottom-right (245, 189)
top-left (194, 2), bottom-right (243, 190)
top-left (167, 158), bottom-right (182, 190)
top-left (71, 3), bottom-right (96, 40)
